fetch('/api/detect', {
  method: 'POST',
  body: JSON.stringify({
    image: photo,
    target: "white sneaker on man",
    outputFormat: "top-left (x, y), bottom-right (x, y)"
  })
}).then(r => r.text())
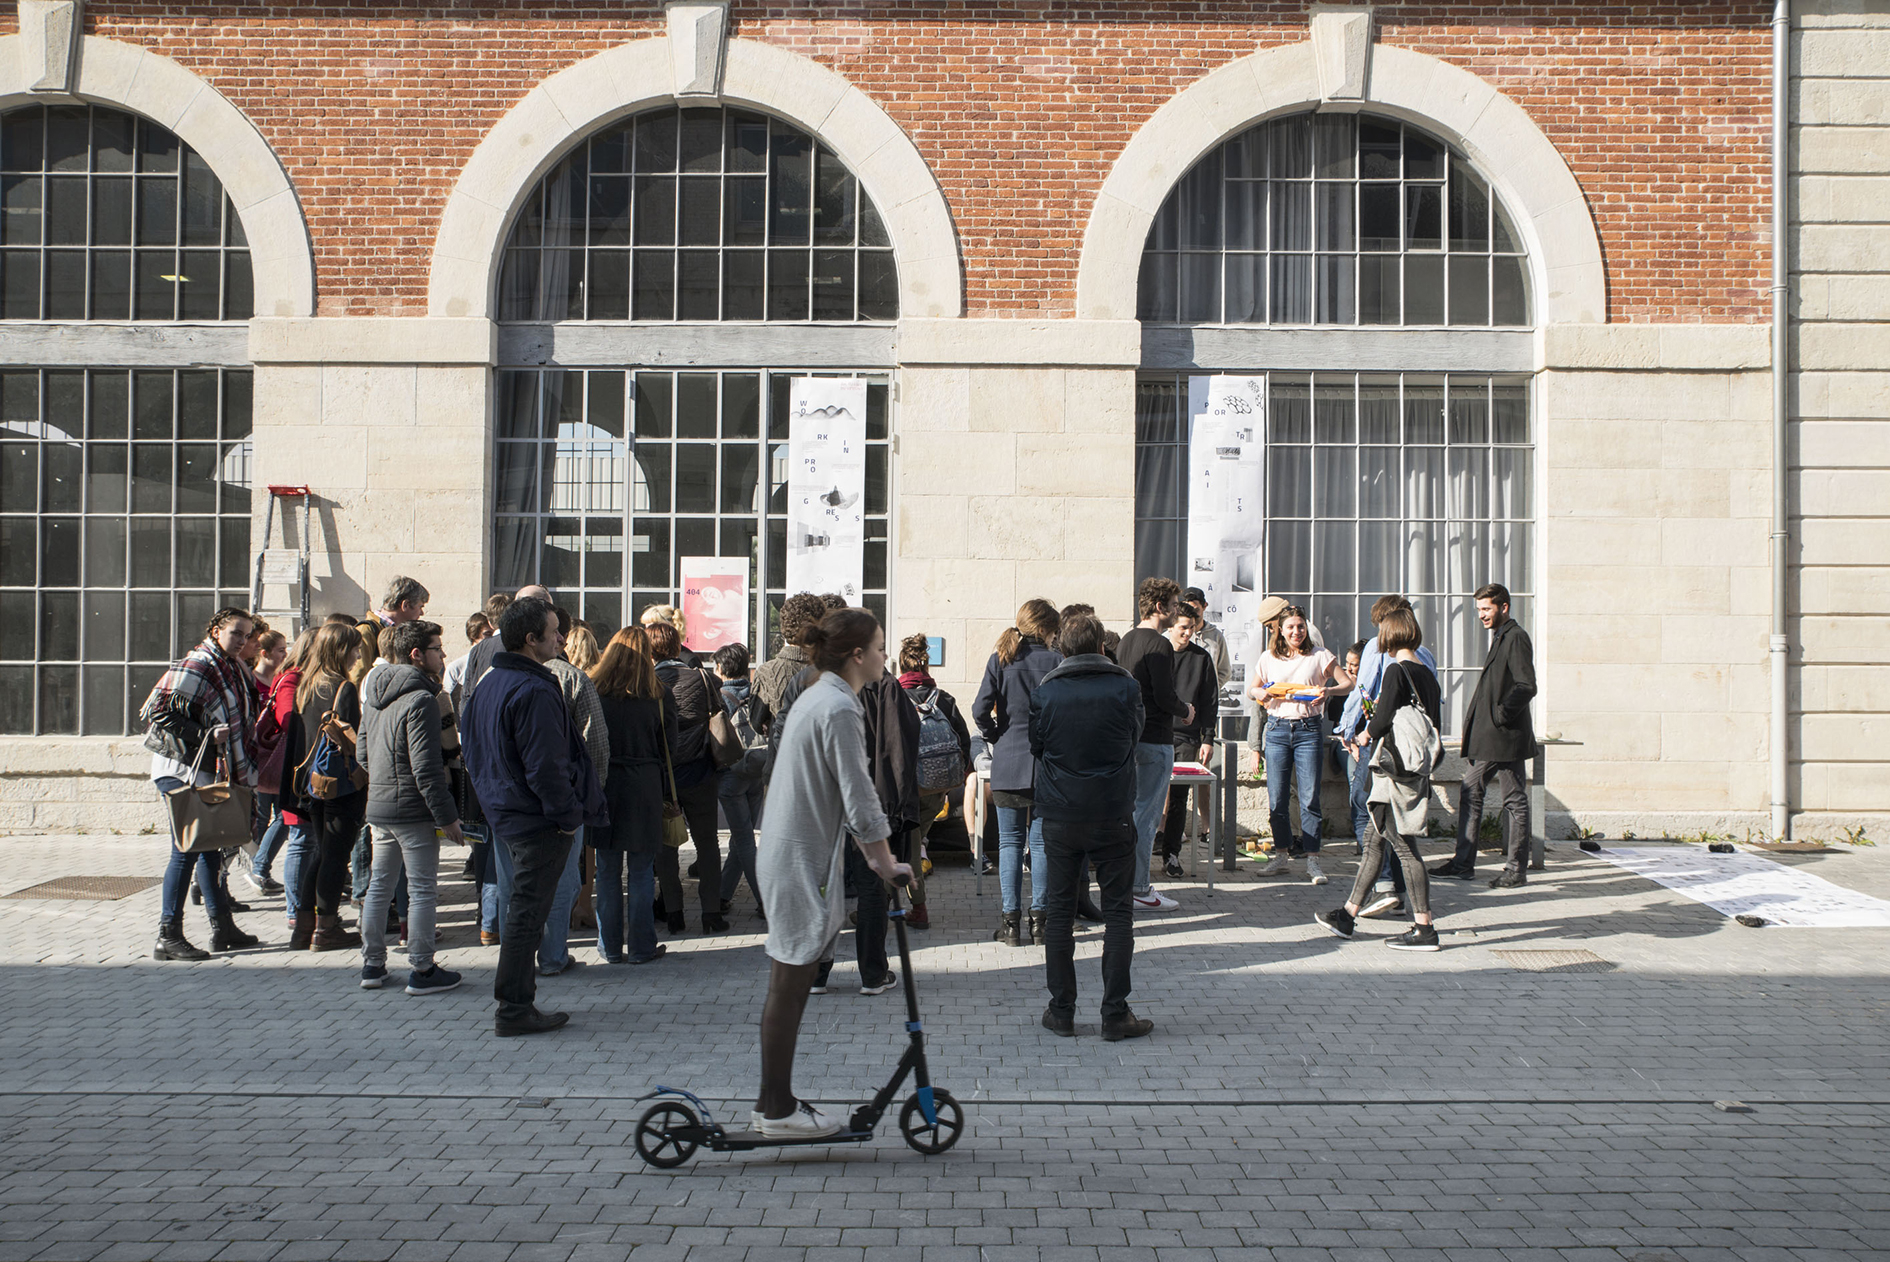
top-left (756, 1100), bottom-right (843, 1138)
top-left (1132, 889), bottom-right (1180, 912)
top-left (1255, 854), bottom-right (1292, 876)
top-left (1306, 856), bottom-right (1329, 885)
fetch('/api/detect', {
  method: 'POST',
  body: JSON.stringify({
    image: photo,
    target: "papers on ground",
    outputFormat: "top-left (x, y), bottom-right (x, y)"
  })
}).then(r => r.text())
top-left (1597, 845), bottom-right (1890, 928)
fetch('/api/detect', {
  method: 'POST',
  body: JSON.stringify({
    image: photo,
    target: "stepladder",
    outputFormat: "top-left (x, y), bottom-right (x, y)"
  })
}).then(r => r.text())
top-left (251, 485), bottom-right (311, 633)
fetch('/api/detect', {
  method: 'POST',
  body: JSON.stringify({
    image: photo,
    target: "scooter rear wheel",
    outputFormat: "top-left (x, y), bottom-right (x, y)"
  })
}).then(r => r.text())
top-left (898, 1090), bottom-right (963, 1154)
top-left (635, 1101), bottom-right (701, 1168)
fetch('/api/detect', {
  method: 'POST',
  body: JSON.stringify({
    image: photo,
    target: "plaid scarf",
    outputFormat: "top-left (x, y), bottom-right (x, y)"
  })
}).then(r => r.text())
top-left (141, 639), bottom-right (262, 786)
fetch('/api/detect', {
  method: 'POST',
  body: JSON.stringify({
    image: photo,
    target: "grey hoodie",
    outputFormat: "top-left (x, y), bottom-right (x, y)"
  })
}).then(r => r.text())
top-left (362, 663), bottom-right (457, 828)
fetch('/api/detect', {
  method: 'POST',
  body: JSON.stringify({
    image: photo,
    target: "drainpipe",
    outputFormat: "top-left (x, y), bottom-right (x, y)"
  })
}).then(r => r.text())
top-left (1770, 0), bottom-right (1792, 841)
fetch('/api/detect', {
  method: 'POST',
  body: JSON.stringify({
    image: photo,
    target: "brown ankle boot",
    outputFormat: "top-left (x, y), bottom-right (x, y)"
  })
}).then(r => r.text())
top-left (310, 912), bottom-right (361, 951)
top-left (288, 910), bottom-right (314, 951)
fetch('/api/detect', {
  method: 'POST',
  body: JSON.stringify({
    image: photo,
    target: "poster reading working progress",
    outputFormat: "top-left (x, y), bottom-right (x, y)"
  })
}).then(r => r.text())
top-left (785, 377), bottom-right (868, 603)
top-left (1186, 375), bottom-right (1267, 712)
top-left (679, 557), bottom-right (750, 654)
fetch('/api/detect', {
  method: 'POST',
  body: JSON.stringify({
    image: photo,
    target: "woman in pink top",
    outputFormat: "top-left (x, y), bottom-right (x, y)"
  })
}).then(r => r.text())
top-left (1247, 605), bottom-right (1351, 885)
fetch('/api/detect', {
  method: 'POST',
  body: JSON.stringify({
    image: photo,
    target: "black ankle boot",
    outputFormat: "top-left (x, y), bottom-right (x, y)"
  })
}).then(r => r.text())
top-left (1488, 867), bottom-right (1527, 889)
top-left (153, 916), bottom-right (209, 961)
top-left (1027, 910), bottom-right (1045, 945)
top-left (993, 912), bottom-right (1020, 947)
top-left (210, 910), bottom-right (260, 952)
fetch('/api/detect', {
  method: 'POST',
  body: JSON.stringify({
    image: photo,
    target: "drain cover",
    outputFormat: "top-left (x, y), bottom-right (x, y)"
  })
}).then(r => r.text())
top-left (5, 875), bottom-right (162, 901)
top-left (1493, 948), bottom-right (1613, 973)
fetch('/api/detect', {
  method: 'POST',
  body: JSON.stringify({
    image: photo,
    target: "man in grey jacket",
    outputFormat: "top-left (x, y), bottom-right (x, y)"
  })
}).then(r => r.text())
top-left (359, 619), bottom-right (465, 995)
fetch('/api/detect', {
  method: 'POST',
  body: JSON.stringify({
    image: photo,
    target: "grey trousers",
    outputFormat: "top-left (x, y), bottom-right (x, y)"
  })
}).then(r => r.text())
top-left (363, 822), bottom-right (440, 971)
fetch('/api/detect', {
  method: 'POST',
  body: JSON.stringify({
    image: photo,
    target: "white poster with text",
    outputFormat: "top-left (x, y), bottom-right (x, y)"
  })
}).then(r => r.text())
top-left (785, 377), bottom-right (869, 603)
top-left (1186, 375), bottom-right (1267, 712)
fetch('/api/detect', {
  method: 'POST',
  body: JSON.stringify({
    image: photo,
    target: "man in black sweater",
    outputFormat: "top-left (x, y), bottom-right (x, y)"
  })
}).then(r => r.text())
top-left (1115, 576), bottom-right (1195, 912)
top-left (1433, 582), bottom-right (1539, 887)
top-left (1029, 612), bottom-right (1151, 1040)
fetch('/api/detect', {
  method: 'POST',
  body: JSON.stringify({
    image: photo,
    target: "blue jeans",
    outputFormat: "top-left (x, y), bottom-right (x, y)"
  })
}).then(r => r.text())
top-left (1263, 717), bottom-right (1324, 855)
top-left (996, 805), bottom-right (1046, 914)
top-left (156, 776), bottom-right (223, 921)
top-left (251, 795), bottom-right (289, 880)
top-left (718, 773), bottom-right (764, 907)
top-left (279, 820), bottom-right (314, 926)
top-left (1131, 742), bottom-right (1175, 894)
top-left (595, 847), bottom-right (659, 962)
top-left (496, 824), bottom-right (584, 970)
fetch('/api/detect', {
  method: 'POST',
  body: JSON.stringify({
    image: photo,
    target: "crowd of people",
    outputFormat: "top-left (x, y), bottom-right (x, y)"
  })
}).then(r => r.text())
top-left (136, 568), bottom-right (1537, 1121)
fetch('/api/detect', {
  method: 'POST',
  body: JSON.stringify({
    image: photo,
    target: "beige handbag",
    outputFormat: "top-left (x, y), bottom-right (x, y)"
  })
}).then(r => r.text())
top-left (166, 734), bottom-right (255, 855)
top-left (660, 726), bottom-right (689, 849)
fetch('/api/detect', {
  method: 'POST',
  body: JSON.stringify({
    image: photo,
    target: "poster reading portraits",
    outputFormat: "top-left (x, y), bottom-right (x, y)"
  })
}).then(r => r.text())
top-left (1186, 375), bottom-right (1267, 712)
top-left (785, 377), bottom-right (869, 602)
top-left (679, 557), bottom-right (750, 654)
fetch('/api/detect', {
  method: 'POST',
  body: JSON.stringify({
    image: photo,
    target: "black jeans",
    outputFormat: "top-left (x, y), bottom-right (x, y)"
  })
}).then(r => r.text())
top-left (494, 826), bottom-right (575, 1022)
top-left (1041, 815), bottom-right (1136, 1022)
top-left (1451, 758), bottom-right (1529, 871)
top-left (848, 841), bottom-right (890, 986)
top-left (300, 795), bottom-right (365, 915)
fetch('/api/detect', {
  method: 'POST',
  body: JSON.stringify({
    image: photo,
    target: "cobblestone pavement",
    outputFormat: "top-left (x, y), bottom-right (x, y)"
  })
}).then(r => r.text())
top-left (1, 833), bottom-right (1888, 1261)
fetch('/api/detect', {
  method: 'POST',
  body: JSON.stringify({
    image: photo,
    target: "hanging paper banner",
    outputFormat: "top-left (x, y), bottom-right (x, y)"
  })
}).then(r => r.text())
top-left (785, 377), bottom-right (869, 603)
top-left (1186, 375), bottom-right (1267, 712)
top-left (680, 557), bottom-right (750, 653)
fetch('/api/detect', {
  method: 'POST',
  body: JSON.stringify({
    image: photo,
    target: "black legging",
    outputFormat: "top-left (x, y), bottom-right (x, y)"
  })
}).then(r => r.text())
top-left (655, 777), bottom-right (722, 914)
top-left (1346, 801), bottom-right (1430, 917)
top-left (300, 795), bottom-right (365, 916)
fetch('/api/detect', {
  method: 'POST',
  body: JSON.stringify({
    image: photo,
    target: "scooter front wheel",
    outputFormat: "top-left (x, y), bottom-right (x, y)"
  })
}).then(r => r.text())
top-left (899, 1090), bottom-right (964, 1155)
top-left (635, 1101), bottom-right (701, 1168)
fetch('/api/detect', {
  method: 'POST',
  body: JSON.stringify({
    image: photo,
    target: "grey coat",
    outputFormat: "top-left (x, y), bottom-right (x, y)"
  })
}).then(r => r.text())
top-left (362, 664), bottom-right (457, 828)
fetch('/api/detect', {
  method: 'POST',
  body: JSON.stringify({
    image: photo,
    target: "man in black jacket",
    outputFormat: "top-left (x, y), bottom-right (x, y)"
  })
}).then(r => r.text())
top-left (460, 596), bottom-right (607, 1036)
top-left (1434, 583), bottom-right (1538, 887)
top-left (1029, 612), bottom-right (1152, 1042)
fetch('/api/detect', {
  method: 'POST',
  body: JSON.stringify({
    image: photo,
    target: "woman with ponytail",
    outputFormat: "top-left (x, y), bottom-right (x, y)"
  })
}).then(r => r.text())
top-left (970, 599), bottom-right (1063, 947)
top-left (753, 607), bottom-right (911, 1138)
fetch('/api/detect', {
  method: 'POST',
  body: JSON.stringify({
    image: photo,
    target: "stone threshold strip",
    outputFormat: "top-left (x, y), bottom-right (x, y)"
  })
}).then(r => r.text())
top-left (4, 1088), bottom-right (1889, 1112)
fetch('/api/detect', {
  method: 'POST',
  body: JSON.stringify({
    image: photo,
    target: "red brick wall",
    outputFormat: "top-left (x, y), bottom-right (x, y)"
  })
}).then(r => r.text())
top-left (56, 3), bottom-right (1771, 321)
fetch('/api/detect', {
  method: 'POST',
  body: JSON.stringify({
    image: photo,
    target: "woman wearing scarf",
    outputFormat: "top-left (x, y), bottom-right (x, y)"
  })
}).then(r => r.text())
top-left (141, 607), bottom-right (265, 961)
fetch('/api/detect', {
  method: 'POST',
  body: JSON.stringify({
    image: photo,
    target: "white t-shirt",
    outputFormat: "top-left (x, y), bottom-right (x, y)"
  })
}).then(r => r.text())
top-left (1253, 649), bottom-right (1337, 721)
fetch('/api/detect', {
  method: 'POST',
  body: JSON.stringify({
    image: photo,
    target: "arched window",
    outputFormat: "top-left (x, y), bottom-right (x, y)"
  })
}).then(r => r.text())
top-left (493, 107), bottom-right (895, 646)
top-left (498, 106), bottom-right (897, 323)
top-left (0, 105), bottom-right (253, 736)
top-left (1135, 111), bottom-right (1533, 727)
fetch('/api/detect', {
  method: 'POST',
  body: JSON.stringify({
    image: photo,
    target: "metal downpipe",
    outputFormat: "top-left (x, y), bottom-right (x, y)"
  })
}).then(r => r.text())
top-left (1770, 0), bottom-right (1792, 841)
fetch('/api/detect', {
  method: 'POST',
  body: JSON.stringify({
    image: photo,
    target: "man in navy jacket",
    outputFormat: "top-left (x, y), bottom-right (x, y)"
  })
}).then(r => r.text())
top-left (1028, 612), bottom-right (1152, 1043)
top-left (461, 596), bottom-right (606, 1037)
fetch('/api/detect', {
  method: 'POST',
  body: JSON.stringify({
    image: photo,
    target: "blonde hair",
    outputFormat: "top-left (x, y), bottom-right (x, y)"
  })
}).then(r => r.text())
top-left (995, 599), bottom-right (1060, 667)
top-left (639, 603), bottom-right (687, 637)
top-left (565, 625), bottom-right (601, 672)
top-left (296, 624), bottom-right (362, 710)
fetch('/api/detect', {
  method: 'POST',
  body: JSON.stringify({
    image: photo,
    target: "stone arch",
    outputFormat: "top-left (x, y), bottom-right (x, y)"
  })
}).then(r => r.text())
top-left (429, 36), bottom-right (961, 320)
top-left (1076, 41), bottom-right (1605, 326)
top-left (0, 34), bottom-right (315, 318)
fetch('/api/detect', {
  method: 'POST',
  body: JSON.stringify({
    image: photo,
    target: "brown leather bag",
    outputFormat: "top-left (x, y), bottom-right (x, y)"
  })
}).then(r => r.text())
top-left (166, 734), bottom-right (254, 854)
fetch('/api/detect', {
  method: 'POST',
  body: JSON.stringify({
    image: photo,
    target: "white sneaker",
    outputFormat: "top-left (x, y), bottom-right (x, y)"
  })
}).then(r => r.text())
top-left (1306, 857), bottom-right (1329, 885)
top-left (1132, 889), bottom-right (1180, 912)
top-left (1359, 891), bottom-right (1404, 918)
top-left (748, 1110), bottom-right (765, 1133)
top-left (756, 1100), bottom-right (843, 1138)
top-left (1255, 855), bottom-right (1292, 876)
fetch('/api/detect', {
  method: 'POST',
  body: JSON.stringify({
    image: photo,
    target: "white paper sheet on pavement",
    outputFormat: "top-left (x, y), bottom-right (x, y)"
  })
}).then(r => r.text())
top-left (1598, 845), bottom-right (1890, 927)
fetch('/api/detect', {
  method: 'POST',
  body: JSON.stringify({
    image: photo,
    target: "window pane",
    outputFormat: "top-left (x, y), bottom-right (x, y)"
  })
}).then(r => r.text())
top-left (1494, 448), bottom-right (1532, 518)
top-left (1492, 255), bottom-right (1529, 325)
top-left (676, 374), bottom-right (716, 438)
top-left (1270, 181), bottom-right (1310, 251)
top-left (41, 590), bottom-right (78, 657)
top-left (1448, 382), bottom-right (1489, 444)
top-left (811, 249), bottom-right (854, 320)
top-left (1405, 448), bottom-right (1445, 519)
top-left (492, 518), bottom-right (535, 589)
top-left (43, 440), bottom-right (80, 512)
top-left (47, 249), bottom-right (84, 317)
top-left (129, 519), bottom-right (168, 586)
top-left (176, 517), bottom-right (216, 586)
top-left (82, 664), bottom-right (124, 735)
top-left (1314, 521), bottom-right (1355, 593)
top-left (1314, 115), bottom-right (1356, 178)
top-left (1358, 120), bottom-right (1400, 179)
top-left (176, 444), bottom-right (218, 512)
top-left (858, 252), bottom-right (897, 321)
top-left (770, 127), bottom-right (812, 245)
top-left (40, 663), bottom-right (76, 733)
top-left (494, 443), bottom-right (536, 515)
top-left (0, 442), bottom-right (35, 512)
top-left (589, 250), bottom-right (629, 320)
top-left (1178, 156), bottom-right (1221, 249)
top-left (1360, 447), bottom-right (1398, 518)
top-left (1267, 520), bottom-right (1311, 592)
top-left (87, 443), bottom-right (127, 512)
top-left (635, 109), bottom-right (678, 171)
top-left (1448, 254), bottom-right (1489, 326)
top-left (1134, 518), bottom-right (1182, 589)
top-left (1223, 253), bottom-right (1263, 323)
top-left (1316, 254), bottom-right (1354, 324)
top-left (1450, 159), bottom-right (1490, 250)
top-left (1268, 115), bottom-right (1310, 177)
top-left (1404, 383), bottom-right (1444, 444)
top-left (1, 249), bottom-right (40, 317)
top-left (1137, 252), bottom-right (1177, 322)
top-left (1359, 521), bottom-right (1399, 591)
top-left (1269, 254), bottom-right (1310, 324)
top-left (129, 590), bottom-right (169, 656)
top-left (633, 249), bottom-right (674, 319)
top-left (1315, 446), bottom-right (1356, 517)
top-left (678, 251), bottom-right (719, 319)
top-left (724, 249), bottom-right (765, 320)
top-left (1134, 443), bottom-right (1180, 521)
top-left (813, 148), bottom-right (855, 245)
top-left (1178, 253), bottom-right (1220, 323)
top-left (1448, 448), bottom-right (1489, 519)
top-left (1225, 180), bottom-right (1264, 251)
top-left (767, 250), bottom-right (809, 321)
top-left (1492, 383), bottom-right (1529, 444)
top-left (674, 443), bottom-right (715, 511)
top-left (632, 518), bottom-right (671, 586)
top-left (84, 518), bottom-right (126, 585)
top-left (1404, 254), bottom-right (1444, 324)
top-left (635, 373), bottom-right (672, 439)
top-left (219, 517), bottom-right (249, 588)
top-left (1267, 445), bottom-right (1311, 517)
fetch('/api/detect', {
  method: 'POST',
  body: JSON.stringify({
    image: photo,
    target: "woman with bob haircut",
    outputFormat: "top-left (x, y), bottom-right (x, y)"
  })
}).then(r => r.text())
top-left (971, 599), bottom-right (1063, 947)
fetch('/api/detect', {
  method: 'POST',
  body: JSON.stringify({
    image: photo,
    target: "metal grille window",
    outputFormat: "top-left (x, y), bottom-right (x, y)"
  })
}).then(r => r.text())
top-left (1136, 372), bottom-right (1531, 730)
top-left (0, 105), bottom-right (253, 321)
top-left (0, 368), bottom-right (253, 735)
top-left (497, 106), bottom-right (898, 323)
top-left (1137, 112), bottom-right (1528, 327)
top-left (492, 368), bottom-right (891, 646)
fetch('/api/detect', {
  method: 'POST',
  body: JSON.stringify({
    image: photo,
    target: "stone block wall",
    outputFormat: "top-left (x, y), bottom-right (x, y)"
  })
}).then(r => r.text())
top-left (1790, 3), bottom-right (1890, 835)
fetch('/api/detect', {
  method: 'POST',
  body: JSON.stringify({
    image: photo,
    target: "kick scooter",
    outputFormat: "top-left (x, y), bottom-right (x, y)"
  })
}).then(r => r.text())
top-left (633, 879), bottom-right (962, 1166)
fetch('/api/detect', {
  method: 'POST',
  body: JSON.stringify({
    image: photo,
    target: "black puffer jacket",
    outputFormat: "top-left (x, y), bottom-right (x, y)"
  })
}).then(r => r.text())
top-left (1027, 654), bottom-right (1145, 824)
top-left (361, 664), bottom-right (457, 828)
top-left (655, 657), bottom-right (718, 789)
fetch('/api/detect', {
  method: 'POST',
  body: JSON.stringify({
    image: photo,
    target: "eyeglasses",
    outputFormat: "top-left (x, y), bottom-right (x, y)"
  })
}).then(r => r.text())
top-left (1283, 605), bottom-right (1308, 619)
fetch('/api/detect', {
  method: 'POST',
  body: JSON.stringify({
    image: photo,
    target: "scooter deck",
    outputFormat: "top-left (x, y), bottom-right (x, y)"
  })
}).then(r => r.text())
top-left (705, 1128), bottom-right (875, 1152)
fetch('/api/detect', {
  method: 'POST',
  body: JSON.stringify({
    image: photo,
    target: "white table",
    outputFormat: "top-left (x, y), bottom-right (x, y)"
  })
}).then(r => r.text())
top-left (969, 756), bottom-right (1223, 897)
